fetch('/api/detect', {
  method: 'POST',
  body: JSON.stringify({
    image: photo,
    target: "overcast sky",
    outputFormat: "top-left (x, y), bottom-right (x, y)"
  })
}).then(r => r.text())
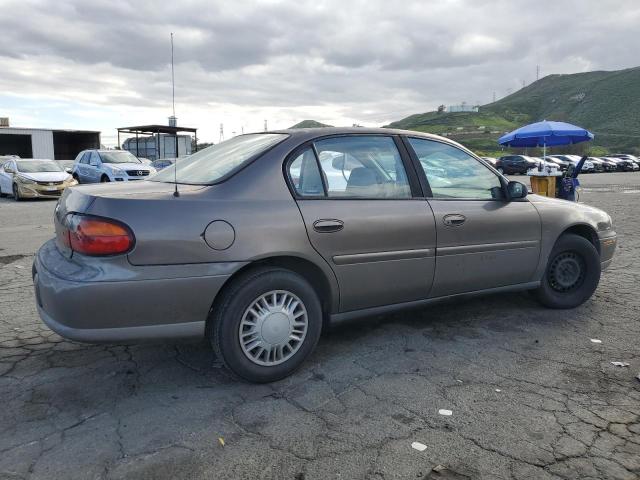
top-left (1, 0), bottom-right (639, 145)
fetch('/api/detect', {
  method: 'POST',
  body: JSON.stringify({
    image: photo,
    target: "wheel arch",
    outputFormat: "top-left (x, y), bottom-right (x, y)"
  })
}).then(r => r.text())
top-left (558, 223), bottom-right (600, 254)
top-left (208, 255), bottom-right (337, 331)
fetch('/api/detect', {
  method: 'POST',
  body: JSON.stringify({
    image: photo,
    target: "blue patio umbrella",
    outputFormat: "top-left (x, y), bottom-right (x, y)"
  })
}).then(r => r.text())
top-left (498, 120), bottom-right (594, 160)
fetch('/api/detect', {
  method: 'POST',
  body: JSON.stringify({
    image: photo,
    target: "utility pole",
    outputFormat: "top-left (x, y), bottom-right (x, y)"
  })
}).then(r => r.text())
top-left (536, 65), bottom-right (540, 81)
top-left (170, 33), bottom-right (175, 118)
top-left (264, 119), bottom-right (268, 132)
top-left (219, 123), bottom-right (224, 142)
top-left (522, 79), bottom-right (525, 89)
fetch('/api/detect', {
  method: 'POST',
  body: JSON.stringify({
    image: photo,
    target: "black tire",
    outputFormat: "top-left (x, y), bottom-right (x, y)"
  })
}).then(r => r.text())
top-left (208, 267), bottom-right (322, 383)
top-left (535, 233), bottom-right (601, 309)
top-left (100, 175), bottom-right (110, 183)
top-left (72, 173), bottom-right (80, 183)
top-left (0, 184), bottom-right (5, 197)
top-left (12, 183), bottom-right (21, 201)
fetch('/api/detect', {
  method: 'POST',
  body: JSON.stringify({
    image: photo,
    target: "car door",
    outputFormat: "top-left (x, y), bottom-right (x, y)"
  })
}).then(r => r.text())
top-left (0, 161), bottom-right (12, 193)
top-left (405, 137), bottom-right (541, 297)
top-left (287, 135), bottom-right (437, 312)
top-left (87, 151), bottom-right (102, 182)
top-left (75, 152), bottom-right (88, 182)
top-left (72, 152), bottom-right (85, 182)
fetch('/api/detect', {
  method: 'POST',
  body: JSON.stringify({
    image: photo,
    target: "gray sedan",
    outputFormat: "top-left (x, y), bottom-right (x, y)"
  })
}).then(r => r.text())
top-left (33, 128), bottom-right (617, 382)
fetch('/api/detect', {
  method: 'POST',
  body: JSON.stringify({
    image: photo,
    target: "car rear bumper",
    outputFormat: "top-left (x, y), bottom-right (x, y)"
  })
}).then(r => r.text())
top-left (33, 239), bottom-right (246, 343)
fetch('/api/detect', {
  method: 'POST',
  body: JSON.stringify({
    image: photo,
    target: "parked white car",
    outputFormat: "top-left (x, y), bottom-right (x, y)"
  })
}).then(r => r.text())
top-left (0, 158), bottom-right (78, 200)
top-left (71, 150), bottom-right (156, 183)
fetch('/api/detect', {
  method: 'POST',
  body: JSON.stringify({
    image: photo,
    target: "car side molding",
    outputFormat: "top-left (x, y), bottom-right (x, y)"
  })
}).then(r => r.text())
top-left (329, 281), bottom-right (541, 325)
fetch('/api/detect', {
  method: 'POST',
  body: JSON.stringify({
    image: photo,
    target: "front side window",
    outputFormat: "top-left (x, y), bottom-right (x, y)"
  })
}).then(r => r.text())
top-left (151, 133), bottom-right (287, 185)
top-left (313, 136), bottom-right (411, 198)
top-left (408, 138), bottom-right (504, 200)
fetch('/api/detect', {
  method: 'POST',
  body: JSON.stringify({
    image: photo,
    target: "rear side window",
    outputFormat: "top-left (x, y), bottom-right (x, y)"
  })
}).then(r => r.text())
top-left (313, 136), bottom-right (411, 198)
top-left (289, 148), bottom-right (324, 197)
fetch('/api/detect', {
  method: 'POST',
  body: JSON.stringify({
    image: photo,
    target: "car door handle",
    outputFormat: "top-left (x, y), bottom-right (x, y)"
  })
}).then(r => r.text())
top-left (443, 214), bottom-right (466, 226)
top-left (313, 219), bottom-right (344, 233)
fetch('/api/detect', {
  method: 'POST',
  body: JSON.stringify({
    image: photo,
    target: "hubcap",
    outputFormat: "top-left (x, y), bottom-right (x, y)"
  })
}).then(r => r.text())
top-left (239, 290), bottom-right (308, 366)
top-left (548, 251), bottom-right (585, 292)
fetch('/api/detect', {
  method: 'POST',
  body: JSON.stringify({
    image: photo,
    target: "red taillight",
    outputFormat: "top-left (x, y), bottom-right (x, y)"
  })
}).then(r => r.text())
top-left (65, 214), bottom-right (135, 256)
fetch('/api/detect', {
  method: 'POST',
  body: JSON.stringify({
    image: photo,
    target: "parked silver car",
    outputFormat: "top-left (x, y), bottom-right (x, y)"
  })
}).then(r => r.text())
top-left (71, 150), bottom-right (156, 183)
top-left (34, 128), bottom-right (617, 382)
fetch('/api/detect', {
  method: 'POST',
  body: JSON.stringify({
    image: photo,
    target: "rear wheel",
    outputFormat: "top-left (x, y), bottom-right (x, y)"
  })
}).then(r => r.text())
top-left (100, 175), bottom-right (110, 183)
top-left (208, 267), bottom-right (322, 382)
top-left (535, 233), bottom-right (600, 309)
top-left (0, 184), bottom-right (5, 197)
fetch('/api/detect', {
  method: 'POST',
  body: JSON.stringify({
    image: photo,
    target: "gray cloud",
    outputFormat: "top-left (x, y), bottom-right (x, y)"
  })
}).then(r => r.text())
top-left (1, 0), bottom-right (639, 141)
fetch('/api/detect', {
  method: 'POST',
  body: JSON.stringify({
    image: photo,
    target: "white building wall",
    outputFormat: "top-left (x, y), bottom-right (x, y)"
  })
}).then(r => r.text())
top-left (0, 128), bottom-right (55, 159)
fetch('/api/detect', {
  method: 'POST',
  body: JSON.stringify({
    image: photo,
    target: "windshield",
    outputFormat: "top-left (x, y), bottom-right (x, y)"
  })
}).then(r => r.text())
top-left (150, 133), bottom-right (287, 184)
top-left (100, 151), bottom-right (141, 164)
top-left (16, 160), bottom-right (63, 173)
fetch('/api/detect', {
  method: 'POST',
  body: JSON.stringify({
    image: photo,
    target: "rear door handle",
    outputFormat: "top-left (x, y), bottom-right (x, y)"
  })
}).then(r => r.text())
top-left (313, 219), bottom-right (344, 233)
top-left (443, 214), bottom-right (466, 226)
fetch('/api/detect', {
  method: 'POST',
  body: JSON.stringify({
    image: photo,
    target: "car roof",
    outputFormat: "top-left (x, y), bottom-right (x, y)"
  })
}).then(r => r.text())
top-left (267, 127), bottom-right (474, 152)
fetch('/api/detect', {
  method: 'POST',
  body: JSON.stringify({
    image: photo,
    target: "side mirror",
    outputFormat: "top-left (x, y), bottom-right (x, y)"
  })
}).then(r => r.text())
top-left (64, 167), bottom-right (72, 173)
top-left (507, 181), bottom-right (528, 200)
top-left (4, 166), bottom-right (14, 174)
top-left (331, 155), bottom-right (345, 171)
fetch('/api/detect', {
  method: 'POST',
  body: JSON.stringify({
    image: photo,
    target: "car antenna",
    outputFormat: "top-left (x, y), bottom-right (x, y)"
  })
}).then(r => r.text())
top-left (170, 32), bottom-right (179, 198)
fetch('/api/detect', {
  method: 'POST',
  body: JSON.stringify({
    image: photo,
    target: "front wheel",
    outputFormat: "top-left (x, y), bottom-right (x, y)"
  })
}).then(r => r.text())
top-left (12, 183), bottom-right (21, 201)
top-left (208, 267), bottom-right (323, 382)
top-left (100, 175), bottom-right (110, 183)
top-left (535, 233), bottom-right (601, 309)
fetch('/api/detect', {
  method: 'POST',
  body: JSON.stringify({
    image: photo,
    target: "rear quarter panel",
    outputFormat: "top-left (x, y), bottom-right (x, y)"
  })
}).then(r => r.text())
top-left (82, 140), bottom-right (340, 310)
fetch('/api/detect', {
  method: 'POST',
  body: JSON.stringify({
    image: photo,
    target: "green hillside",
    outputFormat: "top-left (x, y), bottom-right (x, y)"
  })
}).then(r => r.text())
top-left (386, 66), bottom-right (640, 156)
top-left (289, 120), bottom-right (333, 128)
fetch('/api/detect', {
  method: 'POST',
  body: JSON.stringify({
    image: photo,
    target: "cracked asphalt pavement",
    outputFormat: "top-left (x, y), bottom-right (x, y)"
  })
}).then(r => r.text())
top-left (1, 173), bottom-right (639, 479)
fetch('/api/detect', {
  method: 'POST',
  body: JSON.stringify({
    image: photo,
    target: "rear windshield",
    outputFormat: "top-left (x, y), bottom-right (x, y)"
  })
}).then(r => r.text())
top-left (100, 151), bottom-right (141, 164)
top-left (150, 133), bottom-right (287, 185)
top-left (16, 160), bottom-right (62, 173)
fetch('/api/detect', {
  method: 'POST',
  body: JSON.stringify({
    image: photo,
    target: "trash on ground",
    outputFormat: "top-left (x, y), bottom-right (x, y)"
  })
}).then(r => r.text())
top-left (455, 379), bottom-right (463, 383)
top-left (411, 441), bottom-right (427, 451)
top-left (432, 464), bottom-right (447, 473)
top-left (218, 437), bottom-right (225, 447)
top-left (14, 265), bottom-right (24, 269)
top-left (590, 338), bottom-right (602, 344)
top-left (438, 409), bottom-right (453, 416)
top-left (610, 361), bottom-right (630, 367)
top-left (495, 389), bottom-right (502, 392)
top-left (636, 374), bottom-right (640, 383)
